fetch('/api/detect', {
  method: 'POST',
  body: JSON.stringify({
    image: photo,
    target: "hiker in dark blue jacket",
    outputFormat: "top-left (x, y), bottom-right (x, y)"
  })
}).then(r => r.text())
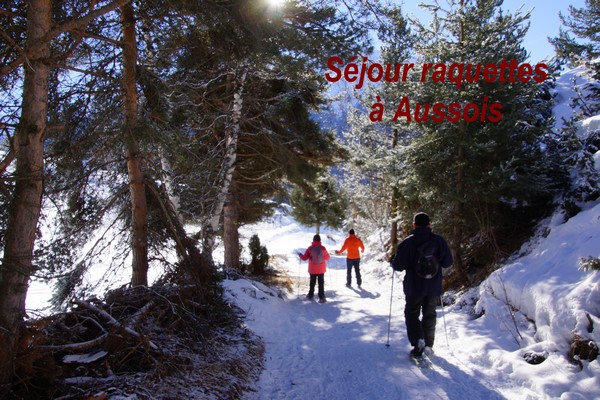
top-left (391, 212), bottom-right (453, 358)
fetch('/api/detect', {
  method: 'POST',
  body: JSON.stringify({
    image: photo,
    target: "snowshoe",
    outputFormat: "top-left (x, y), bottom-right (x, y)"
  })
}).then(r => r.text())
top-left (409, 351), bottom-right (433, 369)
top-left (423, 346), bottom-right (434, 357)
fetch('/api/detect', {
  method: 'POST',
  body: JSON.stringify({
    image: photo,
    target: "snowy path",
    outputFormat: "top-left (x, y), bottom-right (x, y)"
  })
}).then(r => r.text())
top-left (223, 256), bottom-right (506, 400)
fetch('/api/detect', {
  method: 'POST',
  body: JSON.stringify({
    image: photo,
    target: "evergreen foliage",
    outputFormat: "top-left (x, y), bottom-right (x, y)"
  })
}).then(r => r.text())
top-left (549, 0), bottom-right (600, 66)
top-left (340, 97), bottom-right (406, 232)
top-left (338, 7), bottom-right (418, 240)
top-left (290, 172), bottom-right (347, 234)
top-left (553, 118), bottom-right (600, 220)
top-left (0, 0), bottom-right (599, 391)
top-left (343, 0), bottom-right (564, 281)
top-left (568, 60), bottom-right (600, 119)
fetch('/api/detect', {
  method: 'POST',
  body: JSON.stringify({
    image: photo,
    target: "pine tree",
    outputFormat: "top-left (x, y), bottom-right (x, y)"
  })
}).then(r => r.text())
top-left (553, 118), bottom-right (600, 220)
top-left (549, 1), bottom-right (600, 120)
top-left (222, 76), bottom-right (342, 269)
top-left (340, 92), bottom-right (406, 232)
top-left (547, 1), bottom-right (600, 220)
top-left (378, 0), bottom-right (560, 281)
top-left (549, 0), bottom-right (599, 66)
top-left (0, 0), bottom-right (134, 384)
top-left (162, 0), bottom-right (375, 267)
top-left (351, 5), bottom-right (417, 248)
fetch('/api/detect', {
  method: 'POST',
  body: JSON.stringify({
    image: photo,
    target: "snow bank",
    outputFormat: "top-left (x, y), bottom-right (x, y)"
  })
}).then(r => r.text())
top-left (478, 202), bottom-right (600, 354)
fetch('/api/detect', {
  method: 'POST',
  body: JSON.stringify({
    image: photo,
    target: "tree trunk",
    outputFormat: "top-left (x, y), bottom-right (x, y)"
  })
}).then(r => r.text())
top-left (223, 175), bottom-right (241, 270)
top-left (453, 141), bottom-right (467, 280)
top-left (146, 181), bottom-right (207, 285)
top-left (390, 128), bottom-right (400, 253)
top-left (452, 8), bottom-right (469, 283)
top-left (201, 67), bottom-right (247, 263)
top-left (121, 2), bottom-right (149, 286)
top-left (159, 150), bottom-right (183, 225)
top-left (0, 0), bottom-right (50, 384)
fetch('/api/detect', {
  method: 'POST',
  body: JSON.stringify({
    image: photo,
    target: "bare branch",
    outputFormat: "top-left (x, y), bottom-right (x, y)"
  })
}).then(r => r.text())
top-left (39, 333), bottom-right (108, 352)
top-left (72, 299), bottom-right (158, 350)
top-left (0, 146), bottom-right (14, 177)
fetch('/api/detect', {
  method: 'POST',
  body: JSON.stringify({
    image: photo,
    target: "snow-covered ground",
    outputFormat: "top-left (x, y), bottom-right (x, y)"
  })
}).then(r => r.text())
top-left (221, 204), bottom-right (599, 400)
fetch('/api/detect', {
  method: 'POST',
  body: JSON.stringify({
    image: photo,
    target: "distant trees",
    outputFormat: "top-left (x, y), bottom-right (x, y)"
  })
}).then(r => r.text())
top-left (290, 172), bottom-right (347, 234)
top-left (337, 6), bottom-right (417, 251)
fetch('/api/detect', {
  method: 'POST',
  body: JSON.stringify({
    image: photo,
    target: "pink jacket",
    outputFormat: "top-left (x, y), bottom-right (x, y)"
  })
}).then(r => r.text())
top-left (299, 241), bottom-right (330, 274)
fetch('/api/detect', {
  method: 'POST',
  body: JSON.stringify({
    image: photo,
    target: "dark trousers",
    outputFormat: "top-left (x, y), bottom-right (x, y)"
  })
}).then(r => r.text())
top-left (308, 273), bottom-right (325, 299)
top-left (346, 258), bottom-right (361, 286)
top-left (404, 295), bottom-right (438, 348)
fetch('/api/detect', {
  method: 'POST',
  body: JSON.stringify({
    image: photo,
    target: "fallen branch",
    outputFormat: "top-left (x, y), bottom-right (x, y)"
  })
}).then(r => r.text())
top-left (73, 299), bottom-right (158, 350)
top-left (39, 333), bottom-right (108, 352)
top-left (127, 300), bottom-right (154, 329)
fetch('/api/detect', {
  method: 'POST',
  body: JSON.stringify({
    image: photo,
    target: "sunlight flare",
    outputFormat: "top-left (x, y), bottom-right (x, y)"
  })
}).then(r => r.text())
top-left (266, 0), bottom-right (285, 6)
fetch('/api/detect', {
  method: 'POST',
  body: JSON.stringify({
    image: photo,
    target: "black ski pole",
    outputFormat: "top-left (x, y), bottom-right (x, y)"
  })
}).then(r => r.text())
top-left (296, 253), bottom-right (301, 297)
top-left (385, 269), bottom-right (395, 347)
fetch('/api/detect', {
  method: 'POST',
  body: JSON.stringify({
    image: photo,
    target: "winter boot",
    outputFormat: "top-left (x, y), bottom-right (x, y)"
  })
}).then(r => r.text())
top-left (410, 338), bottom-right (426, 358)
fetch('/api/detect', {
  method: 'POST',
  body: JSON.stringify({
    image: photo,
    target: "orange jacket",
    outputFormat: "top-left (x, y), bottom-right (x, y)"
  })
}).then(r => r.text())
top-left (337, 234), bottom-right (364, 259)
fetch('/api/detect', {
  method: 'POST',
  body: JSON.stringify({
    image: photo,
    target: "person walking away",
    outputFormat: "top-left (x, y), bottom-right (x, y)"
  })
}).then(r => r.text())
top-left (298, 234), bottom-right (330, 303)
top-left (391, 212), bottom-right (453, 358)
top-left (335, 229), bottom-right (365, 289)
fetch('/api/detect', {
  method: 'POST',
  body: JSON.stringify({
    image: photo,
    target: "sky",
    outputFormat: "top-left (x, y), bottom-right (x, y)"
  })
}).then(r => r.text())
top-left (398, 0), bottom-right (588, 63)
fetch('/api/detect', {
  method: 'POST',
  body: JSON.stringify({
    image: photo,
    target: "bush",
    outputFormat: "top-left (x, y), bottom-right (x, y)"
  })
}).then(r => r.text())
top-left (579, 256), bottom-right (600, 272)
top-left (248, 234), bottom-right (269, 275)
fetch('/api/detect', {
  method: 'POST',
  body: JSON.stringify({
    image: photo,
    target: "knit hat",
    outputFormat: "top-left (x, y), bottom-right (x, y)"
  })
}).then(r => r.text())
top-left (349, 229), bottom-right (355, 235)
top-left (313, 234), bottom-right (321, 242)
top-left (413, 212), bottom-right (430, 227)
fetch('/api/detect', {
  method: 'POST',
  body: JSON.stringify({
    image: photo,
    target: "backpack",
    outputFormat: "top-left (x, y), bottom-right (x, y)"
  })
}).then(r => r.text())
top-left (415, 237), bottom-right (440, 279)
top-left (310, 245), bottom-right (324, 264)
